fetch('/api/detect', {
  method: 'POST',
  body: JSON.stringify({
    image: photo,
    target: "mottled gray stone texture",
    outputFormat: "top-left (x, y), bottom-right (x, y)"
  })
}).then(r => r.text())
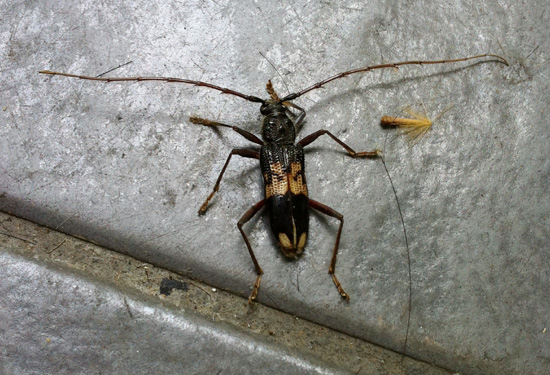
top-left (1, 1), bottom-right (548, 374)
top-left (0, 252), bottom-right (345, 375)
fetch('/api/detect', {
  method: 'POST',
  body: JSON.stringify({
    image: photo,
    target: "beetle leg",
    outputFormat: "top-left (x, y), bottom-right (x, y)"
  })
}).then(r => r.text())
top-left (308, 199), bottom-right (350, 301)
top-left (282, 101), bottom-right (307, 127)
top-left (189, 117), bottom-right (263, 145)
top-left (237, 199), bottom-right (266, 303)
top-left (299, 129), bottom-right (380, 157)
top-left (198, 149), bottom-right (260, 214)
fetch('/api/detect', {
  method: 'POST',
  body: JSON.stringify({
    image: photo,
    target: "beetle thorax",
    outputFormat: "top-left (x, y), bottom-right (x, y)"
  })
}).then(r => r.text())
top-left (260, 103), bottom-right (296, 144)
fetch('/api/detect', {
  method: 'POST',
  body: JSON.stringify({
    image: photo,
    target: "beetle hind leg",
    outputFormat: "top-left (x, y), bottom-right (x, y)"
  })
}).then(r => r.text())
top-left (309, 199), bottom-right (350, 301)
top-left (237, 199), bottom-right (266, 303)
top-left (299, 129), bottom-right (380, 157)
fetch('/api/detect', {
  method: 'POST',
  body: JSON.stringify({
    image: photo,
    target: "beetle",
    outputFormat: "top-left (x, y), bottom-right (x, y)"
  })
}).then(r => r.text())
top-left (39, 53), bottom-right (508, 302)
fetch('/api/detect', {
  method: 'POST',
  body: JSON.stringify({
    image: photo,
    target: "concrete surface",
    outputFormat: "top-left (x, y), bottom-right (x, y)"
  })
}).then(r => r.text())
top-left (1, 212), bottom-right (450, 375)
top-left (1, 255), bottom-right (342, 375)
top-left (1, 0), bottom-right (549, 374)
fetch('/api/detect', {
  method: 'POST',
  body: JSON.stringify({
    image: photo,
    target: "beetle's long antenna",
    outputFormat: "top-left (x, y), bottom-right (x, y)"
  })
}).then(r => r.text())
top-left (380, 134), bottom-right (412, 359)
top-left (260, 52), bottom-right (291, 96)
top-left (281, 54), bottom-right (508, 102)
top-left (95, 61), bottom-right (133, 78)
top-left (39, 70), bottom-right (266, 104)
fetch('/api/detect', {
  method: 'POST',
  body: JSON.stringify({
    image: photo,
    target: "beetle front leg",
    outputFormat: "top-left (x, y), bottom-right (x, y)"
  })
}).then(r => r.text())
top-left (237, 199), bottom-right (266, 303)
top-left (189, 116), bottom-right (263, 145)
top-left (299, 130), bottom-right (380, 157)
top-left (283, 101), bottom-right (306, 127)
top-left (309, 199), bottom-right (350, 301)
top-left (199, 149), bottom-right (260, 215)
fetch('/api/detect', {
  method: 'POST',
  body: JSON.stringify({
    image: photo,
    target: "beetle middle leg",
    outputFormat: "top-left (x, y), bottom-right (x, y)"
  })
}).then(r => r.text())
top-left (189, 117), bottom-right (262, 214)
top-left (237, 199), bottom-right (266, 303)
top-left (197, 148), bottom-right (260, 214)
top-left (299, 129), bottom-right (379, 157)
top-left (309, 199), bottom-right (349, 300)
top-left (190, 117), bottom-right (263, 145)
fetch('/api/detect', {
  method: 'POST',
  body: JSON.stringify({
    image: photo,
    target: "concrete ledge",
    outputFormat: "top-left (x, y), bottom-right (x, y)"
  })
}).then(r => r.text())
top-left (1, 212), bottom-right (450, 375)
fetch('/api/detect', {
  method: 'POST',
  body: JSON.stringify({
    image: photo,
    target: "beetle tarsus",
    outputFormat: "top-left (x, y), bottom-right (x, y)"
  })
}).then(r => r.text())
top-left (248, 274), bottom-right (262, 304)
top-left (198, 191), bottom-right (216, 215)
top-left (331, 274), bottom-right (350, 301)
top-left (352, 149), bottom-right (380, 158)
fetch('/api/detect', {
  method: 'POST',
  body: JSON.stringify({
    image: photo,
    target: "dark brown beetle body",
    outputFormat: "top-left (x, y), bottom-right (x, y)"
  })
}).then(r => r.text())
top-left (260, 103), bottom-right (309, 258)
top-left (188, 92), bottom-right (371, 303)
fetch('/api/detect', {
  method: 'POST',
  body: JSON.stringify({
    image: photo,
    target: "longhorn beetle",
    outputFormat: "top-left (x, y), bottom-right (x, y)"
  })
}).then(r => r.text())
top-left (40, 53), bottom-right (508, 303)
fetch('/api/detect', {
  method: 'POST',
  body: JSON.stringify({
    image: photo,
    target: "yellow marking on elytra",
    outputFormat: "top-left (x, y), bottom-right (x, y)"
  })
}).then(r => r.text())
top-left (265, 162), bottom-right (308, 199)
top-left (268, 162), bottom-right (287, 197)
top-left (381, 105), bottom-right (453, 142)
top-left (292, 218), bottom-right (297, 246)
top-left (278, 233), bottom-right (292, 249)
top-left (289, 162), bottom-right (308, 196)
top-left (298, 232), bottom-right (307, 250)
top-left (263, 172), bottom-right (273, 199)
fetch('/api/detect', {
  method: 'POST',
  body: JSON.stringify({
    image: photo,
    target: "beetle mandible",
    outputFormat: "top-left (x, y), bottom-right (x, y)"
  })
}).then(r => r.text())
top-left (40, 53), bottom-right (508, 302)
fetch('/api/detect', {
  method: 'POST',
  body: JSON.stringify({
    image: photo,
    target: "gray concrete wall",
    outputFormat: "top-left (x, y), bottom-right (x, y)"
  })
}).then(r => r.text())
top-left (1, 1), bottom-right (549, 374)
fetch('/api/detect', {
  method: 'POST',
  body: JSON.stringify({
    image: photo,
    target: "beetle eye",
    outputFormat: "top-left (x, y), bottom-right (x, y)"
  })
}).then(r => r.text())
top-left (260, 103), bottom-right (269, 115)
